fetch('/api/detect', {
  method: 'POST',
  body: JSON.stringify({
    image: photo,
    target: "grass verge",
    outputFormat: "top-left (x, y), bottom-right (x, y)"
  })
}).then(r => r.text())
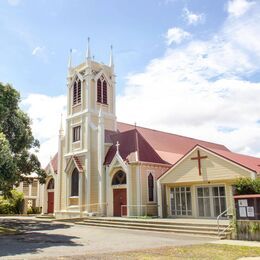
top-left (94, 244), bottom-right (260, 260)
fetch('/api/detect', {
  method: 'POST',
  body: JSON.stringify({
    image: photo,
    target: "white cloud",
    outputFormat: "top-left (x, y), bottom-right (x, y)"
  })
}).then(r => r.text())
top-left (117, 1), bottom-right (260, 157)
top-left (22, 94), bottom-right (66, 167)
top-left (183, 8), bottom-right (204, 25)
top-left (227, 0), bottom-right (255, 17)
top-left (7, 0), bottom-right (21, 6)
top-left (32, 46), bottom-right (45, 56)
top-left (31, 46), bottom-right (50, 63)
top-left (166, 27), bottom-right (191, 45)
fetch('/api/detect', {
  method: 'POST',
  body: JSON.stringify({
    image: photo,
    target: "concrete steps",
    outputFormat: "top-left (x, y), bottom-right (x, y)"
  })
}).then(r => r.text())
top-left (76, 217), bottom-right (231, 239)
top-left (36, 214), bottom-right (55, 219)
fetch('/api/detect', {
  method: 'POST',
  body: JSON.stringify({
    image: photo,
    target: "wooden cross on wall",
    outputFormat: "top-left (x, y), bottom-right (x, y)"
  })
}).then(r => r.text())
top-left (191, 150), bottom-right (208, 176)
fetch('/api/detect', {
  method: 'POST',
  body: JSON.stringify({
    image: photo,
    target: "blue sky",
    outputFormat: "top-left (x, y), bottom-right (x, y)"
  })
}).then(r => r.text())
top-left (2, 0), bottom-right (260, 166)
top-left (1, 0), bottom-right (228, 96)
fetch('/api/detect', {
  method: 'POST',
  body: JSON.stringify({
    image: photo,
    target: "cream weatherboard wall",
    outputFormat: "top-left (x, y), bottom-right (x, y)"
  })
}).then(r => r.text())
top-left (158, 147), bottom-right (255, 218)
top-left (139, 163), bottom-right (169, 216)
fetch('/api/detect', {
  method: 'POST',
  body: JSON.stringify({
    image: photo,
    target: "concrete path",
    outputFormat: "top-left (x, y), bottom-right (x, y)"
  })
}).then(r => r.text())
top-left (0, 217), bottom-right (213, 259)
top-left (211, 239), bottom-right (260, 247)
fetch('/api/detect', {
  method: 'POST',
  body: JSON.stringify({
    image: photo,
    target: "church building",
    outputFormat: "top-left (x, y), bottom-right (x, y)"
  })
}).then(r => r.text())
top-left (43, 41), bottom-right (260, 219)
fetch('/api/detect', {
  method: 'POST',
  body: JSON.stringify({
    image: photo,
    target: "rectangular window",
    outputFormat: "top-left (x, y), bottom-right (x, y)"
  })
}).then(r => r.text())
top-left (73, 126), bottom-right (81, 142)
top-left (170, 187), bottom-right (192, 216)
top-left (196, 186), bottom-right (226, 218)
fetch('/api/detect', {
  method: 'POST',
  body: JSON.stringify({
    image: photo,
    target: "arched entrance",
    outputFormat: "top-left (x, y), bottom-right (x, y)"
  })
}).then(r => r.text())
top-left (47, 178), bottom-right (55, 214)
top-left (112, 170), bottom-right (127, 217)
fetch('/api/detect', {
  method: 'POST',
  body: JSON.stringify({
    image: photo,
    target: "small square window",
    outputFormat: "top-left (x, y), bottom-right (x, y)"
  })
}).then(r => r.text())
top-left (73, 126), bottom-right (81, 142)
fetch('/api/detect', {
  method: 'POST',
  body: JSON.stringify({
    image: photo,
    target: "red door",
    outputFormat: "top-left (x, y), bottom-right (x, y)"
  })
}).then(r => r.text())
top-left (113, 189), bottom-right (127, 217)
top-left (47, 192), bottom-right (54, 214)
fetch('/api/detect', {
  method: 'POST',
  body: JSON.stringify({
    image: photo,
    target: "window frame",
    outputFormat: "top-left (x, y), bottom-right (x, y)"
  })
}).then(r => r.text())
top-left (96, 75), bottom-right (108, 105)
top-left (72, 125), bottom-right (81, 143)
top-left (71, 168), bottom-right (79, 197)
top-left (72, 77), bottom-right (82, 106)
top-left (47, 178), bottom-right (55, 190)
top-left (146, 171), bottom-right (156, 203)
top-left (111, 170), bottom-right (127, 186)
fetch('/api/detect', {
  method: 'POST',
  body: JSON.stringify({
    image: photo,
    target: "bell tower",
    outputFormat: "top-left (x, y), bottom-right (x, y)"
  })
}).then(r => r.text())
top-left (61, 39), bottom-right (116, 215)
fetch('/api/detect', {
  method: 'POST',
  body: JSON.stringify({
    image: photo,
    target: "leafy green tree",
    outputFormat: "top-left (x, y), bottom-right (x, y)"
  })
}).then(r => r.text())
top-left (0, 82), bottom-right (46, 196)
top-left (234, 178), bottom-right (260, 195)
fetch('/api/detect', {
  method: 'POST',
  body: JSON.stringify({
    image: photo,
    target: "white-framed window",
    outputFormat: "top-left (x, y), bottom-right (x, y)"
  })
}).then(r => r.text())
top-left (72, 77), bottom-right (81, 106)
top-left (97, 75), bottom-right (108, 104)
top-left (147, 171), bottom-right (156, 202)
top-left (170, 186), bottom-right (192, 216)
top-left (72, 126), bottom-right (81, 142)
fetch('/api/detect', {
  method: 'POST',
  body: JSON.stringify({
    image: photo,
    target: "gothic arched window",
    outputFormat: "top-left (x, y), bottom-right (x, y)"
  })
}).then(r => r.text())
top-left (71, 168), bottom-right (79, 196)
top-left (73, 77), bottom-right (81, 105)
top-left (112, 170), bottom-right (126, 185)
top-left (102, 80), bottom-right (107, 104)
top-left (97, 78), bottom-right (102, 103)
top-left (97, 75), bottom-right (108, 104)
top-left (47, 178), bottom-right (55, 190)
top-left (148, 173), bottom-right (154, 202)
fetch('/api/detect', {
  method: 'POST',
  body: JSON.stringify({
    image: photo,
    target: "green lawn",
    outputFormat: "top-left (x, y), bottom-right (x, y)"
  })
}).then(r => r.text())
top-left (100, 244), bottom-right (260, 260)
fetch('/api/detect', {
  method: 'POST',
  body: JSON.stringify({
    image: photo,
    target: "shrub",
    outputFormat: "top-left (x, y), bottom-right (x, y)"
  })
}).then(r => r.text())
top-left (27, 206), bottom-right (41, 214)
top-left (234, 178), bottom-right (260, 195)
top-left (0, 189), bottom-right (24, 214)
top-left (0, 198), bottom-right (14, 214)
top-left (9, 190), bottom-right (24, 214)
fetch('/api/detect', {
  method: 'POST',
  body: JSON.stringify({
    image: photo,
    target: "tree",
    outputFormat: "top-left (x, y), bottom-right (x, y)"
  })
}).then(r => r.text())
top-left (0, 82), bottom-right (46, 196)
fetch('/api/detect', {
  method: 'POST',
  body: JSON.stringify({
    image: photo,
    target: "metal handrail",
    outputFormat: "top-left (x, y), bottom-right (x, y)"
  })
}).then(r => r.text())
top-left (217, 207), bottom-right (230, 236)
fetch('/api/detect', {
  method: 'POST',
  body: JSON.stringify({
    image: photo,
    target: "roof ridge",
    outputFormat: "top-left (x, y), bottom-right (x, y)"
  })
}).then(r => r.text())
top-left (117, 121), bottom-right (229, 150)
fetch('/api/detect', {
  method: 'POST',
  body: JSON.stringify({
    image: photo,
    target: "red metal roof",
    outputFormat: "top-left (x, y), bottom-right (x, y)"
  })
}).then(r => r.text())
top-left (207, 147), bottom-right (260, 174)
top-left (104, 129), bottom-right (168, 165)
top-left (116, 122), bottom-right (230, 164)
top-left (73, 156), bottom-right (84, 172)
top-left (159, 144), bottom-right (260, 180)
top-left (234, 194), bottom-right (260, 198)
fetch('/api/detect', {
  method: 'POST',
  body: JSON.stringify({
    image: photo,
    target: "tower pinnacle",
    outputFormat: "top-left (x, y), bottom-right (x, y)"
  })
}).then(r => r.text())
top-left (68, 49), bottom-right (72, 69)
top-left (109, 45), bottom-right (114, 67)
top-left (86, 37), bottom-right (91, 61)
top-left (59, 113), bottom-right (64, 137)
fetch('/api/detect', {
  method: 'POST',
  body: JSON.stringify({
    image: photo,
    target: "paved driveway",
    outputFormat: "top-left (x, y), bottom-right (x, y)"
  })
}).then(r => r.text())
top-left (0, 217), bottom-right (214, 259)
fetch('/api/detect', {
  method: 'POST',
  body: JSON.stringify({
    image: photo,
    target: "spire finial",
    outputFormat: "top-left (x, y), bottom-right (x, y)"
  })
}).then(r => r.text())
top-left (109, 44), bottom-right (114, 67)
top-left (59, 113), bottom-right (64, 136)
top-left (86, 37), bottom-right (91, 60)
top-left (68, 49), bottom-right (72, 69)
top-left (116, 141), bottom-right (120, 153)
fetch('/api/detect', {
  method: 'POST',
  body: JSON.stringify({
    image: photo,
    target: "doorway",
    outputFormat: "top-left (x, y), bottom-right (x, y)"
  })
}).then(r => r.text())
top-left (113, 188), bottom-right (127, 217)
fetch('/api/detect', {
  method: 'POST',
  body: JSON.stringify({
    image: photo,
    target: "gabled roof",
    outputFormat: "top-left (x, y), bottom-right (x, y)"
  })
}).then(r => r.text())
top-left (207, 147), bottom-right (260, 174)
top-left (104, 129), bottom-right (168, 165)
top-left (158, 144), bottom-right (260, 180)
top-left (116, 122), bottom-right (229, 164)
top-left (45, 153), bottom-right (58, 173)
top-left (64, 155), bottom-right (84, 173)
top-left (73, 156), bottom-right (84, 172)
